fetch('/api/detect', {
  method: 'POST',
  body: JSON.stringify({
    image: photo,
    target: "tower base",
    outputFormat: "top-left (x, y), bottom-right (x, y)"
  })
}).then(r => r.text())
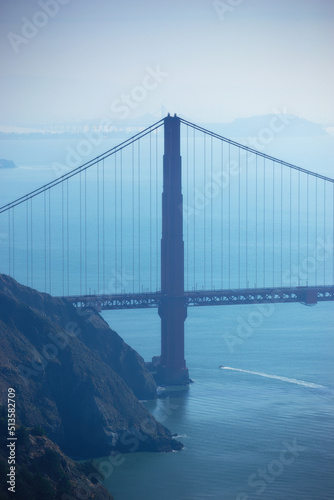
top-left (149, 356), bottom-right (190, 386)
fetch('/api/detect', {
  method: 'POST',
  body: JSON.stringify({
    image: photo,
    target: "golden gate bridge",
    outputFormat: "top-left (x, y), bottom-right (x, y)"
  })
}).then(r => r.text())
top-left (1, 114), bottom-right (333, 384)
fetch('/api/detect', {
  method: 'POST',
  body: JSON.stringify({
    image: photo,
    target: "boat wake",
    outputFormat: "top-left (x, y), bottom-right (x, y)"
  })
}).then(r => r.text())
top-left (220, 366), bottom-right (325, 389)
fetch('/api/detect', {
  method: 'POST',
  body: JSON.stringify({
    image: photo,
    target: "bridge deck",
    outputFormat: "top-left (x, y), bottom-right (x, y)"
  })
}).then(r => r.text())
top-left (62, 286), bottom-right (334, 311)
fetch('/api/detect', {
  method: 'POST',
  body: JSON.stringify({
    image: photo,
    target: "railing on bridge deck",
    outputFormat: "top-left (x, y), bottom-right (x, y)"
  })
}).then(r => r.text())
top-left (64, 285), bottom-right (334, 311)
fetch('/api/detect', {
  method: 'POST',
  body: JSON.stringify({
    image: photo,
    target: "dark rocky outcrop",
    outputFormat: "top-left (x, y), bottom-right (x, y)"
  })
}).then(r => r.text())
top-left (0, 274), bottom-right (156, 400)
top-left (0, 275), bottom-right (182, 459)
top-left (0, 409), bottom-right (113, 499)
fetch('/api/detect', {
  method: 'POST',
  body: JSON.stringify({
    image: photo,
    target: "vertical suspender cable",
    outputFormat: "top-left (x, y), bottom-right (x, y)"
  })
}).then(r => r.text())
top-left (12, 208), bottom-right (15, 279)
top-left (203, 133), bottom-right (206, 289)
top-left (306, 175), bottom-right (309, 285)
top-left (80, 171), bottom-right (82, 295)
top-left (221, 140), bottom-right (224, 288)
top-left (228, 142), bottom-right (231, 289)
top-left (210, 135), bottom-right (213, 289)
top-left (210, 136), bottom-right (213, 290)
top-left (8, 210), bottom-right (11, 276)
top-left (280, 163), bottom-right (283, 287)
top-left (66, 179), bottom-right (70, 295)
top-left (85, 169), bottom-right (87, 294)
top-left (26, 202), bottom-right (29, 285)
top-left (30, 199), bottom-right (33, 287)
top-left (120, 150), bottom-right (123, 292)
top-left (44, 191), bottom-right (47, 291)
top-left (289, 168), bottom-right (292, 287)
top-left (62, 181), bottom-right (65, 295)
top-left (149, 132), bottom-right (152, 291)
top-left (115, 153), bottom-right (118, 293)
top-left (298, 170), bottom-right (300, 285)
top-left (156, 130), bottom-right (159, 291)
top-left (263, 157), bottom-right (266, 287)
top-left (138, 140), bottom-right (141, 291)
top-left (186, 125), bottom-right (189, 291)
top-left (132, 144), bottom-right (135, 292)
top-left (315, 177), bottom-right (318, 286)
top-left (323, 180), bottom-right (326, 285)
top-left (66, 181), bottom-right (69, 295)
top-left (97, 162), bottom-right (100, 294)
top-left (103, 159), bottom-right (105, 293)
top-left (193, 128), bottom-right (196, 289)
top-left (238, 148), bottom-right (241, 288)
top-left (272, 161), bottom-right (275, 287)
top-left (49, 189), bottom-right (52, 294)
top-left (255, 155), bottom-right (258, 287)
top-left (246, 151), bottom-right (248, 287)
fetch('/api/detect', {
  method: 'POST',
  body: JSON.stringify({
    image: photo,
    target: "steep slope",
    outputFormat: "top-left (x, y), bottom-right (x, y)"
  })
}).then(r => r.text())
top-left (0, 276), bottom-right (182, 459)
top-left (0, 410), bottom-right (113, 500)
top-left (0, 274), bottom-right (156, 400)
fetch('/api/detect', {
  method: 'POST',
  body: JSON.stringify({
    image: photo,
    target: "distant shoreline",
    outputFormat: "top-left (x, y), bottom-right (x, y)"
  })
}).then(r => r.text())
top-left (0, 158), bottom-right (17, 169)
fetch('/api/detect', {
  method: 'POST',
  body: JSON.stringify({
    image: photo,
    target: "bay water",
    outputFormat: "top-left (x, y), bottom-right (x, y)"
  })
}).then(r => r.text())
top-left (1, 132), bottom-right (333, 499)
top-left (99, 301), bottom-right (334, 500)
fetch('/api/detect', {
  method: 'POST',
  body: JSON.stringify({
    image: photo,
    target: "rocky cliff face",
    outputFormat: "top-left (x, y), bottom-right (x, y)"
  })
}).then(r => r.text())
top-left (0, 411), bottom-right (114, 500)
top-left (0, 274), bottom-right (156, 400)
top-left (0, 275), bottom-right (182, 459)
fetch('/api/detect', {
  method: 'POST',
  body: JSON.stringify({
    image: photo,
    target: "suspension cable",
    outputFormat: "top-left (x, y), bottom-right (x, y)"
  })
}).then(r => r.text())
top-left (0, 120), bottom-right (164, 214)
top-left (180, 118), bottom-right (334, 184)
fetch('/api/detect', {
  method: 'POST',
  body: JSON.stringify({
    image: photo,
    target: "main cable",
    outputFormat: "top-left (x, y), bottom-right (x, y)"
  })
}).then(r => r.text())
top-left (0, 120), bottom-right (164, 214)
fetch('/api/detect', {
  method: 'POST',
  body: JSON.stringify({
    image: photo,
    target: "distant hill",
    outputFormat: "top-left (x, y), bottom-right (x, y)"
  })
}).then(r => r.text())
top-left (0, 275), bottom-right (182, 459)
top-left (200, 114), bottom-right (327, 138)
top-left (0, 113), bottom-right (328, 139)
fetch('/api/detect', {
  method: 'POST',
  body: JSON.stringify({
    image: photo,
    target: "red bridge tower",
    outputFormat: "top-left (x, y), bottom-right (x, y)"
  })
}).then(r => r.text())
top-left (155, 114), bottom-right (189, 385)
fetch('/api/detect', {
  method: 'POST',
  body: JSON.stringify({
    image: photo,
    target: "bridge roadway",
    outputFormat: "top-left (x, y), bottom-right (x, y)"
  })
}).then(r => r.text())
top-left (63, 285), bottom-right (334, 311)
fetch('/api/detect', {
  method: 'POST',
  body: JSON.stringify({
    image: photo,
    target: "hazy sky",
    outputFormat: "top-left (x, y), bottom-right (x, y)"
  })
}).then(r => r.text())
top-left (0, 0), bottom-right (333, 125)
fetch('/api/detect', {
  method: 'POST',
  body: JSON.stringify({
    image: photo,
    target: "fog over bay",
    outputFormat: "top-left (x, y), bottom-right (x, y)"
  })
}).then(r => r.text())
top-left (0, 0), bottom-right (333, 127)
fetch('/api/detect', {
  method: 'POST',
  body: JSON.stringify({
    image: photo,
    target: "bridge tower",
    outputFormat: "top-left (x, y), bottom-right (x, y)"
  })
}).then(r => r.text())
top-left (155, 114), bottom-right (190, 385)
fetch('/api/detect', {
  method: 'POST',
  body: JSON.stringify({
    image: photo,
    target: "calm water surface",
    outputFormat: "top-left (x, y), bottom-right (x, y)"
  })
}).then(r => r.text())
top-left (100, 302), bottom-right (334, 500)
